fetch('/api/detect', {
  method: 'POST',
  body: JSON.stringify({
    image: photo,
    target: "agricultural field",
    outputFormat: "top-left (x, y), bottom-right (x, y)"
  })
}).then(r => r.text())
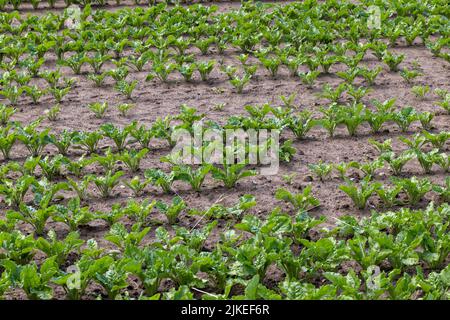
top-left (0, 0), bottom-right (449, 301)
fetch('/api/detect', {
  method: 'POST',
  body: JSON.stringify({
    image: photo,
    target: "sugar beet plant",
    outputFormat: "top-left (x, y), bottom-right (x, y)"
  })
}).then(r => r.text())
top-left (0, 0), bottom-right (449, 301)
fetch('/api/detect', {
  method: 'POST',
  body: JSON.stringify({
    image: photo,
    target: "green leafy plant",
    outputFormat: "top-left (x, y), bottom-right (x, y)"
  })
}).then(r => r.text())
top-left (66, 174), bottom-right (91, 200)
top-left (36, 230), bottom-right (83, 266)
top-left (178, 63), bottom-right (196, 82)
top-left (393, 176), bottom-right (432, 205)
top-left (376, 185), bottom-right (402, 208)
top-left (339, 178), bottom-right (381, 210)
top-left (258, 55), bottom-right (281, 78)
top-left (0, 105), bottom-right (16, 125)
top-left (336, 67), bottom-right (359, 84)
top-left (23, 85), bottom-right (46, 105)
top-left (74, 131), bottom-right (103, 154)
top-left (308, 160), bottom-right (333, 182)
top-left (3, 257), bottom-right (58, 300)
top-left (359, 66), bottom-right (382, 86)
top-left (48, 130), bottom-right (78, 156)
top-left (392, 107), bottom-right (418, 132)
top-left (422, 131), bottom-right (450, 150)
top-left (100, 123), bottom-right (130, 151)
top-left (0, 175), bottom-right (36, 208)
top-left (400, 67), bottom-right (422, 83)
top-left (124, 176), bottom-right (150, 197)
top-left (298, 70), bottom-right (320, 88)
top-left (338, 103), bottom-right (366, 136)
top-left (418, 112), bottom-right (434, 130)
top-left (275, 186), bottom-right (319, 213)
top-left (287, 111), bottom-right (317, 139)
top-left (87, 72), bottom-right (108, 87)
top-left (117, 148), bottom-right (148, 173)
top-left (383, 51), bottom-right (404, 71)
top-left (7, 204), bottom-right (55, 236)
top-left (38, 155), bottom-right (67, 181)
top-left (411, 85), bottom-right (430, 100)
top-left (320, 83), bottom-right (346, 103)
top-left (211, 159), bottom-right (256, 189)
top-left (115, 80), bottom-right (138, 100)
top-left (89, 171), bottom-right (124, 198)
top-left (432, 177), bottom-right (450, 203)
top-left (381, 151), bottom-right (415, 176)
top-left (196, 60), bottom-right (216, 82)
top-left (87, 102), bottom-right (109, 119)
top-left (17, 120), bottom-right (51, 157)
top-left (45, 105), bottom-right (61, 122)
top-left (54, 197), bottom-right (93, 231)
top-left (171, 164), bottom-right (212, 192)
top-left (144, 168), bottom-right (175, 194)
top-left (53, 249), bottom-right (111, 299)
top-left (229, 74), bottom-right (251, 94)
top-left (156, 196), bottom-right (186, 225)
top-left (0, 125), bottom-right (16, 160)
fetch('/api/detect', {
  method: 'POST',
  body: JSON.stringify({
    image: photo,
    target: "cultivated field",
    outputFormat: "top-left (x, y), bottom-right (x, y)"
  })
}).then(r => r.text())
top-left (0, 0), bottom-right (449, 300)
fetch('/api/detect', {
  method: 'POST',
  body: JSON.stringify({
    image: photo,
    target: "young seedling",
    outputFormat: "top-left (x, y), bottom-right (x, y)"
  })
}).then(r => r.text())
top-left (411, 85), bottom-right (430, 100)
top-left (178, 63), bottom-right (196, 82)
top-left (298, 70), bottom-right (320, 88)
top-left (45, 105), bottom-right (61, 122)
top-left (432, 177), bottom-right (450, 203)
top-left (171, 164), bottom-right (212, 192)
top-left (124, 199), bottom-right (156, 227)
top-left (220, 64), bottom-right (238, 80)
top-left (400, 67), bottom-right (422, 83)
top-left (339, 178), bottom-right (381, 210)
top-left (124, 176), bottom-right (150, 197)
top-left (381, 151), bottom-right (415, 176)
top-left (0, 104), bottom-right (16, 125)
top-left (73, 131), bottom-right (103, 154)
top-left (67, 176), bottom-right (92, 202)
top-left (23, 85), bottom-right (46, 104)
top-left (100, 123), bottom-right (131, 151)
top-left (117, 148), bottom-right (149, 172)
top-left (392, 107), bottom-right (418, 132)
top-left (0, 125), bottom-right (16, 160)
top-left (416, 149), bottom-right (440, 174)
top-left (156, 196), bottom-right (186, 225)
top-left (116, 103), bottom-right (135, 117)
top-left (211, 159), bottom-right (257, 189)
top-left (287, 110), bottom-right (317, 139)
top-left (197, 60), bottom-right (216, 81)
top-left (418, 112), bottom-right (434, 130)
top-left (392, 176), bottom-right (432, 205)
top-left (376, 185), bottom-right (402, 208)
top-left (338, 103), bottom-right (366, 136)
top-left (115, 80), bottom-right (138, 100)
top-left (36, 230), bottom-right (83, 266)
top-left (368, 138), bottom-right (393, 154)
top-left (383, 51), bottom-right (404, 71)
top-left (436, 95), bottom-right (450, 114)
top-left (229, 74), bottom-right (251, 94)
top-left (87, 72), bottom-right (108, 87)
top-left (320, 83), bottom-right (346, 103)
top-left (87, 102), bottom-right (109, 119)
top-left (275, 186), bottom-right (320, 213)
top-left (89, 170), bottom-right (124, 198)
top-left (144, 168), bottom-right (175, 194)
top-left (258, 55), bottom-right (281, 78)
